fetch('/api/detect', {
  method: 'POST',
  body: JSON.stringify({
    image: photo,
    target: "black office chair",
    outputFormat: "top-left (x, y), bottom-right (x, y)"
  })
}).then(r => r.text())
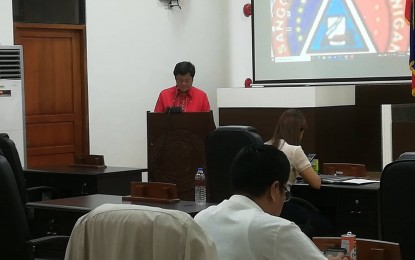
top-left (205, 126), bottom-right (263, 203)
top-left (286, 196), bottom-right (320, 237)
top-left (0, 155), bottom-right (68, 260)
top-left (0, 133), bottom-right (63, 205)
top-left (205, 127), bottom-right (322, 236)
top-left (380, 159), bottom-right (415, 260)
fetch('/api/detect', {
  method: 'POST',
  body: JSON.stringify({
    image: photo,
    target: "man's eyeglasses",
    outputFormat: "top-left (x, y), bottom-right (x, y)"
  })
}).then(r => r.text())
top-left (282, 186), bottom-right (291, 202)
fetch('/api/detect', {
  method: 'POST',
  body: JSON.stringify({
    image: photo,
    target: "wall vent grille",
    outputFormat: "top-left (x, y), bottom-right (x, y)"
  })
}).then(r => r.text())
top-left (0, 46), bottom-right (22, 80)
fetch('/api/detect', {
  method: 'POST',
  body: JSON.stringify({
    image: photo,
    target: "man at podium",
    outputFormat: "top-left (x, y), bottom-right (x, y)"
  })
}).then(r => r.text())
top-left (154, 61), bottom-right (211, 113)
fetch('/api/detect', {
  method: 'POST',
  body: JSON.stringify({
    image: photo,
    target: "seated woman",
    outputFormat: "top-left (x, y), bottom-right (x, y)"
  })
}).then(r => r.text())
top-left (266, 108), bottom-right (321, 189)
top-left (267, 108), bottom-right (333, 236)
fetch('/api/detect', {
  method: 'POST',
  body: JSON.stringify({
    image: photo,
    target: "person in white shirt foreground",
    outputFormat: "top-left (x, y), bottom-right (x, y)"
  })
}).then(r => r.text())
top-left (194, 144), bottom-right (346, 260)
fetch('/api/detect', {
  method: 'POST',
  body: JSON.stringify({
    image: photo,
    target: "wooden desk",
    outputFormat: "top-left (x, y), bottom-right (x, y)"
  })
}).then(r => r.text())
top-left (26, 194), bottom-right (215, 237)
top-left (24, 166), bottom-right (147, 196)
top-left (292, 182), bottom-right (380, 239)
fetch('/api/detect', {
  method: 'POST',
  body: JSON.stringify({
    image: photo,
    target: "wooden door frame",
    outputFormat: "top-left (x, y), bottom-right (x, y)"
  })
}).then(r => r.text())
top-left (14, 22), bottom-right (90, 157)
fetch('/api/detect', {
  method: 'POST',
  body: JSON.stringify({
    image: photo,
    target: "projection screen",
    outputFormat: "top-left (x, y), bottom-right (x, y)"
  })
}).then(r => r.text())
top-left (252, 0), bottom-right (411, 85)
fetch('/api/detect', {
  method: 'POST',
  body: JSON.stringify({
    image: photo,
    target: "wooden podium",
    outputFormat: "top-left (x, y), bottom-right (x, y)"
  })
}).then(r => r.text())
top-left (147, 111), bottom-right (215, 200)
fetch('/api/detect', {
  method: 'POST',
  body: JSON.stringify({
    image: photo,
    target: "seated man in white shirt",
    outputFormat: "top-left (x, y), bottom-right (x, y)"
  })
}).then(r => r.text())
top-left (194, 144), bottom-right (346, 260)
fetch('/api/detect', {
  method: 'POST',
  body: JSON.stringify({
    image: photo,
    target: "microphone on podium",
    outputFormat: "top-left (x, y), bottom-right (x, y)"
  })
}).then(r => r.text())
top-left (165, 106), bottom-right (182, 114)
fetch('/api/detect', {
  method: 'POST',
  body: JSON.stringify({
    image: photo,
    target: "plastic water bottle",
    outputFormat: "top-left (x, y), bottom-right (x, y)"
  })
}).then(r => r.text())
top-left (195, 167), bottom-right (206, 204)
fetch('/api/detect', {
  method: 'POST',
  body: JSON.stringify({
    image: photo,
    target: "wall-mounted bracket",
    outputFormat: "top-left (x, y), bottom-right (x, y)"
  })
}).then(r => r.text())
top-left (159, 0), bottom-right (181, 9)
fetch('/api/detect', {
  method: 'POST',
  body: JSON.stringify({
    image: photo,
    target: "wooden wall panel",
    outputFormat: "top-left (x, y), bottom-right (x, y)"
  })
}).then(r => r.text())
top-left (219, 106), bottom-right (356, 172)
top-left (219, 84), bottom-right (415, 172)
top-left (355, 84), bottom-right (415, 170)
top-left (392, 122), bottom-right (415, 159)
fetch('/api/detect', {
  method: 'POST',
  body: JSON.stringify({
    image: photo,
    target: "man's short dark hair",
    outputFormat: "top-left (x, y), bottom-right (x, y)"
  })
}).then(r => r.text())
top-left (173, 61), bottom-right (195, 78)
top-left (229, 144), bottom-right (290, 197)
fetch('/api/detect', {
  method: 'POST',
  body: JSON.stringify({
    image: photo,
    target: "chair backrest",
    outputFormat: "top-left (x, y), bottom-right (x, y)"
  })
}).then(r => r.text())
top-left (0, 155), bottom-right (31, 260)
top-left (397, 152), bottom-right (415, 160)
top-left (0, 133), bottom-right (28, 206)
top-left (380, 159), bottom-right (415, 260)
top-left (205, 126), bottom-right (263, 203)
top-left (312, 237), bottom-right (401, 260)
top-left (322, 163), bottom-right (367, 177)
top-left (64, 203), bottom-right (219, 260)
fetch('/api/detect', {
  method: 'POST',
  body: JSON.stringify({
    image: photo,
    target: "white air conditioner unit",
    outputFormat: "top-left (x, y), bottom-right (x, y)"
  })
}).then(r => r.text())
top-left (0, 45), bottom-right (26, 166)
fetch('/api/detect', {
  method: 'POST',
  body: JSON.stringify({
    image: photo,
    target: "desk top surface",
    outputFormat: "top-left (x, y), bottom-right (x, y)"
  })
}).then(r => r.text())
top-left (24, 165), bottom-right (148, 175)
top-left (26, 194), bottom-right (214, 215)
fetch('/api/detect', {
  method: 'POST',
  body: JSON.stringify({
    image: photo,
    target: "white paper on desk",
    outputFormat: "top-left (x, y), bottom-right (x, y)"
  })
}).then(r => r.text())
top-left (341, 178), bottom-right (380, 184)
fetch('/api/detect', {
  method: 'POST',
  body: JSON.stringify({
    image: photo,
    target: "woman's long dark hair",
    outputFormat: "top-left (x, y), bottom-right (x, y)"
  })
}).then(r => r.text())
top-left (269, 109), bottom-right (307, 147)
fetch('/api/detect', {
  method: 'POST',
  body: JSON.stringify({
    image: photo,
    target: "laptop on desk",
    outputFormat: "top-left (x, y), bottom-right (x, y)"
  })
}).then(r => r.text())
top-left (319, 174), bottom-right (355, 184)
top-left (319, 174), bottom-right (380, 185)
top-left (307, 154), bottom-right (316, 162)
top-left (303, 154), bottom-right (375, 184)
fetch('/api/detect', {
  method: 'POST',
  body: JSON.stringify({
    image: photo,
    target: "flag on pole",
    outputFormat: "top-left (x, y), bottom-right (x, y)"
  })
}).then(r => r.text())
top-left (406, 0), bottom-right (415, 96)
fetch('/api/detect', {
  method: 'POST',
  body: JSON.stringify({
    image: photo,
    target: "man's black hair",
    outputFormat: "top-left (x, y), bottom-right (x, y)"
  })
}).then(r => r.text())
top-left (173, 61), bottom-right (195, 78)
top-left (230, 144), bottom-right (290, 197)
